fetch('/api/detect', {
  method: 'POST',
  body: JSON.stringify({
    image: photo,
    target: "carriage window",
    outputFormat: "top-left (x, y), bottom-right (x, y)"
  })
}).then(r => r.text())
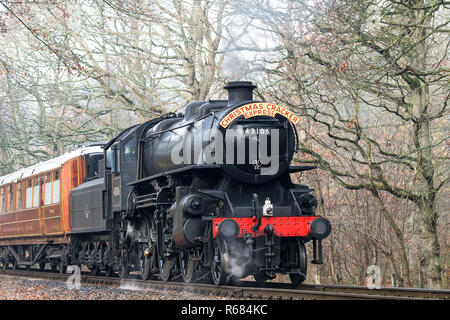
top-left (17, 186), bottom-right (22, 210)
top-left (123, 138), bottom-right (136, 163)
top-left (8, 188), bottom-right (13, 212)
top-left (33, 183), bottom-right (39, 207)
top-left (1, 193), bottom-right (4, 214)
top-left (26, 181), bottom-right (32, 208)
top-left (44, 181), bottom-right (52, 205)
top-left (53, 172), bottom-right (60, 204)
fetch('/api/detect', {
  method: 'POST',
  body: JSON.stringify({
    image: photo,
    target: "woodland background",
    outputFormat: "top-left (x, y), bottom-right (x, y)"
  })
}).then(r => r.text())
top-left (0, 0), bottom-right (448, 288)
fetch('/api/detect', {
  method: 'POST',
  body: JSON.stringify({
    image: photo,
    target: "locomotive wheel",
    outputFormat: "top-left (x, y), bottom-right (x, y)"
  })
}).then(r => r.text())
top-left (50, 262), bottom-right (57, 272)
top-left (156, 221), bottom-right (175, 282)
top-left (289, 240), bottom-right (307, 286)
top-left (211, 240), bottom-right (229, 286)
top-left (137, 218), bottom-right (153, 281)
top-left (253, 274), bottom-right (270, 285)
top-left (179, 250), bottom-right (196, 283)
top-left (119, 245), bottom-right (131, 279)
top-left (58, 261), bottom-right (67, 274)
top-left (158, 256), bottom-right (175, 282)
top-left (138, 249), bottom-right (151, 280)
top-left (39, 262), bottom-right (46, 270)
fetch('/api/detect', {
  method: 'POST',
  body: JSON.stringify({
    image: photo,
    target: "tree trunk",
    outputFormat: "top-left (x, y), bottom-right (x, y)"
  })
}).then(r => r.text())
top-left (409, 2), bottom-right (442, 289)
top-left (418, 201), bottom-right (442, 288)
top-left (371, 189), bottom-right (411, 286)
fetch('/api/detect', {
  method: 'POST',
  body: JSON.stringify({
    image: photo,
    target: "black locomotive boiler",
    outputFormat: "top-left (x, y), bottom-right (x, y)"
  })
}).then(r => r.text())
top-left (69, 81), bottom-right (331, 285)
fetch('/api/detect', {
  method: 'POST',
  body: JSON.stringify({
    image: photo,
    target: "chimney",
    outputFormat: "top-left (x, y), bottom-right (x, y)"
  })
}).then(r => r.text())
top-left (224, 81), bottom-right (256, 107)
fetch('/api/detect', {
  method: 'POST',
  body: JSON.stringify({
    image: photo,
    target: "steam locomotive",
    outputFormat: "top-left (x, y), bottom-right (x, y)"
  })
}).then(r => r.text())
top-left (0, 81), bottom-right (330, 286)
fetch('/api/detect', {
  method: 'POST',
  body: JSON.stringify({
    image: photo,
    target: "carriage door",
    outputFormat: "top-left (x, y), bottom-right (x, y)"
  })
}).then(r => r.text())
top-left (39, 178), bottom-right (45, 234)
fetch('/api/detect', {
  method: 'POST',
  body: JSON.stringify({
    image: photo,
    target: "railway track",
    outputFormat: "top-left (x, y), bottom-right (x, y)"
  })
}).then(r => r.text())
top-left (0, 268), bottom-right (448, 300)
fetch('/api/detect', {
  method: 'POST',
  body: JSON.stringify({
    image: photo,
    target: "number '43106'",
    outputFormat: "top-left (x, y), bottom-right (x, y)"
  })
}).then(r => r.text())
top-left (244, 128), bottom-right (270, 135)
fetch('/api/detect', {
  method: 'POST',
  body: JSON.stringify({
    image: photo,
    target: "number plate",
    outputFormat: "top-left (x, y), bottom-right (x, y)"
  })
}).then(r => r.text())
top-left (244, 128), bottom-right (271, 135)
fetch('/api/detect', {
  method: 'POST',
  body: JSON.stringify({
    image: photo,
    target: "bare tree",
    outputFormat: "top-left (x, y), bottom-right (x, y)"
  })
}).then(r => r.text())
top-left (0, 0), bottom-right (230, 172)
top-left (249, 0), bottom-right (448, 288)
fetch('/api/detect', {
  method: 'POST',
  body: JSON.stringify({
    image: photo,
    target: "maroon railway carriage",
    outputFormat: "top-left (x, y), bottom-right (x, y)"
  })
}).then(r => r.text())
top-left (0, 146), bottom-right (103, 271)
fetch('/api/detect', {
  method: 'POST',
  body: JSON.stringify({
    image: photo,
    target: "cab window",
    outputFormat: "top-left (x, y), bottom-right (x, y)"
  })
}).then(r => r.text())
top-left (123, 138), bottom-right (136, 163)
top-left (106, 148), bottom-right (115, 172)
top-left (106, 146), bottom-right (120, 174)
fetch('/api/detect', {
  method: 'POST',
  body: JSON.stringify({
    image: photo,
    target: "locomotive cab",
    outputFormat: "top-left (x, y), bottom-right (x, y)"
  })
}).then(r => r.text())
top-left (104, 126), bottom-right (140, 213)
